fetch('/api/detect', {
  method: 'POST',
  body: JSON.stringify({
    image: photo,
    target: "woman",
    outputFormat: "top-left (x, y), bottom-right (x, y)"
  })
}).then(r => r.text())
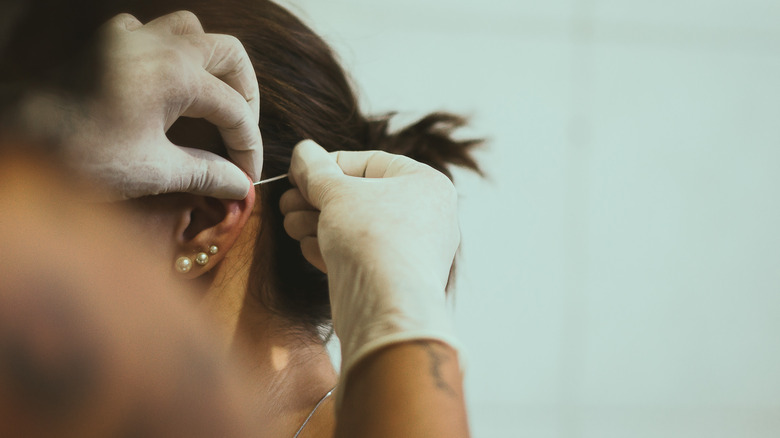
top-left (118, 1), bottom-right (482, 436)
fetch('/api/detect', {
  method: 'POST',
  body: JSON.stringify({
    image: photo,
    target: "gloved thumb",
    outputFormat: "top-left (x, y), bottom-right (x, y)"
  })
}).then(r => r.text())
top-left (170, 146), bottom-right (251, 200)
top-left (289, 139), bottom-right (344, 210)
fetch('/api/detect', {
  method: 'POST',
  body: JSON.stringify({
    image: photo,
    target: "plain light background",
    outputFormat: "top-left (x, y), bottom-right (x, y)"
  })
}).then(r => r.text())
top-left (279, 1), bottom-right (780, 436)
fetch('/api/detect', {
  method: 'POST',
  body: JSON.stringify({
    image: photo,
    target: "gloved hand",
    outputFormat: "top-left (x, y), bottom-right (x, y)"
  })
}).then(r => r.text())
top-left (18, 11), bottom-right (262, 200)
top-left (280, 140), bottom-right (462, 402)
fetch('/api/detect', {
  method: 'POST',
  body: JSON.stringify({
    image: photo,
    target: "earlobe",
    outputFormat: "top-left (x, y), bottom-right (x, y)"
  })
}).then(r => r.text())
top-left (172, 186), bottom-right (256, 278)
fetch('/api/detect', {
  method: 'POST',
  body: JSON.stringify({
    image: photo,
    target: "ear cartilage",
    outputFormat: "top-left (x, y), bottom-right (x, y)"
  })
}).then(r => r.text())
top-left (195, 252), bottom-right (209, 266)
top-left (253, 173), bottom-right (288, 186)
top-left (175, 256), bottom-right (193, 273)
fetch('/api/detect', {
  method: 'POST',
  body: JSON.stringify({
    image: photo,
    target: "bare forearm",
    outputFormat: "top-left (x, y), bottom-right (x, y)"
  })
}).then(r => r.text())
top-left (336, 340), bottom-right (470, 438)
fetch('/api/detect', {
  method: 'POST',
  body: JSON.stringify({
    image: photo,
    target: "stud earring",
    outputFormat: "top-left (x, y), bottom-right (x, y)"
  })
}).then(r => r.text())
top-left (195, 252), bottom-right (209, 266)
top-left (209, 245), bottom-right (218, 255)
top-left (175, 256), bottom-right (193, 273)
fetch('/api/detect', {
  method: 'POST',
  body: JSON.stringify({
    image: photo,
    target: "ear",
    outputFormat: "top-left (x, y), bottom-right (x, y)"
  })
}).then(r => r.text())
top-left (172, 187), bottom-right (256, 278)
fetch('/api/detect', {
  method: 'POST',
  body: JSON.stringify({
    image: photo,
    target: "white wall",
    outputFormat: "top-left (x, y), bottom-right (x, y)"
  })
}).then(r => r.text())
top-left (281, 1), bottom-right (780, 436)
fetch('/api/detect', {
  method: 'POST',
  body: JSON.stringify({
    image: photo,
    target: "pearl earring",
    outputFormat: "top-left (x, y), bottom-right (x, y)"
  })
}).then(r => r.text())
top-left (175, 245), bottom-right (217, 273)
top-left (175, 256), bottom-right (193, 273)
top-left (195, 252), bottom-right (209, 266)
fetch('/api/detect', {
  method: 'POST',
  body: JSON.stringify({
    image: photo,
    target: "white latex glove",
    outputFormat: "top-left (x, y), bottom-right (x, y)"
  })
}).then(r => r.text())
top-left (279, 140), bottom-right (462, 398)
top-left (18, 11), bottom-right (262, 200)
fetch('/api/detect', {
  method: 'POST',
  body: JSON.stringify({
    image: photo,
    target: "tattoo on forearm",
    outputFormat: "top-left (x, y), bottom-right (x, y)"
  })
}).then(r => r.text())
top-left (415, 341), bottom-right (458, 398)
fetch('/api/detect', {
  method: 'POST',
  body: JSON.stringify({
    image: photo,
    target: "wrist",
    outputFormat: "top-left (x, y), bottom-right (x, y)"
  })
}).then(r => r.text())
top-left (327, 261), bottom-right (460, 406)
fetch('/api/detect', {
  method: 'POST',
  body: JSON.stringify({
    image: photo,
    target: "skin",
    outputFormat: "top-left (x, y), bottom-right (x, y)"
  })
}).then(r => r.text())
top-left (115, 137), bottom-right (475, 438)
top-left (0, 149), bottom-right (262, 437)
top-left (2, 7), bottom-right (471, 435)
top-left (337, 341), bottom-right (470, 438)
top-left (281, 141), bottom-right (472, 437)
top-left (122, 185), bottom-right (471, 438)
top-left (121, 170), bottom-right (340, 437)
top-left (0, 145), bottom-right (471, 438)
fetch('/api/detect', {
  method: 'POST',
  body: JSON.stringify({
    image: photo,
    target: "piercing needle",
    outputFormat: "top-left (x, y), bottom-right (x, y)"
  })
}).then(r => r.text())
top-left (253, 173), bottom-right (288, 185)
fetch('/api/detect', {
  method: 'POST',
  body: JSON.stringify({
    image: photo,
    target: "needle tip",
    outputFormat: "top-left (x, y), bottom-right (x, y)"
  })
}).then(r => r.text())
top-left (253, 173), bottom-right (289, 185)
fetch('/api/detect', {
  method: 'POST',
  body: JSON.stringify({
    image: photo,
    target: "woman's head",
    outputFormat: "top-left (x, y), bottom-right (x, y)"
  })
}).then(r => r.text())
top-left (128, 0), bottom-right (482, 339)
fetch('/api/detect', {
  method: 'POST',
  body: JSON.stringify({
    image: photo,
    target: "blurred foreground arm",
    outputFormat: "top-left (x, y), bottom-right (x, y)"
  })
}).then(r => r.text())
top-left (15, 11), bottom-right (263, 200)
top-left (281, 140), bottom-right (470, 437)
top-left (0, 151), bottom-right (260, 437)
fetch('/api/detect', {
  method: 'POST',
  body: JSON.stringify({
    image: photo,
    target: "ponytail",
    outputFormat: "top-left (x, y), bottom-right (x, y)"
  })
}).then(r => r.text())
top-left (366, 112), bottom-right (484, 180)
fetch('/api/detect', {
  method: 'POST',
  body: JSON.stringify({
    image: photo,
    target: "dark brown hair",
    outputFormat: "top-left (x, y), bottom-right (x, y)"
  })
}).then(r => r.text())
top-left (131, 0), bottom-right (483, 339)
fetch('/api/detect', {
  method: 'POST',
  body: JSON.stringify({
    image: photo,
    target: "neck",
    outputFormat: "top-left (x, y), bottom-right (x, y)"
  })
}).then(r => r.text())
top-left (233, 302), bottom-right (338, 438)
top-left (200, 281), bottom-right (338, 438)
top-left (197, 211), bottom-right (337, 438)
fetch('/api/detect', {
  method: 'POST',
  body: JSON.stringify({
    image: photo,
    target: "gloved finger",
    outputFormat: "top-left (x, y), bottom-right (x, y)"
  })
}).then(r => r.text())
top-left (283, 211), bottom-right (320, 241)
top-left (223, 148), bottom-right (263, 185)
top-left (105, 13), bottom-right (143, 31)
top-left (333, 149), bottom-right (422, 178)
top-left (184, 33), bottom-right (260, 124)
top-left (144, 10), bottom-right (205, 35)
top-left (165, 145), bottom-right (251, 199)
top-left (181, 71), bottom-right (263, 181)
top-left (300, 236), bottom-right (327, 273)
top-left (289, 140), bottom-right (344, 209)
top-left (279, 188), bottom-right (317, 215)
